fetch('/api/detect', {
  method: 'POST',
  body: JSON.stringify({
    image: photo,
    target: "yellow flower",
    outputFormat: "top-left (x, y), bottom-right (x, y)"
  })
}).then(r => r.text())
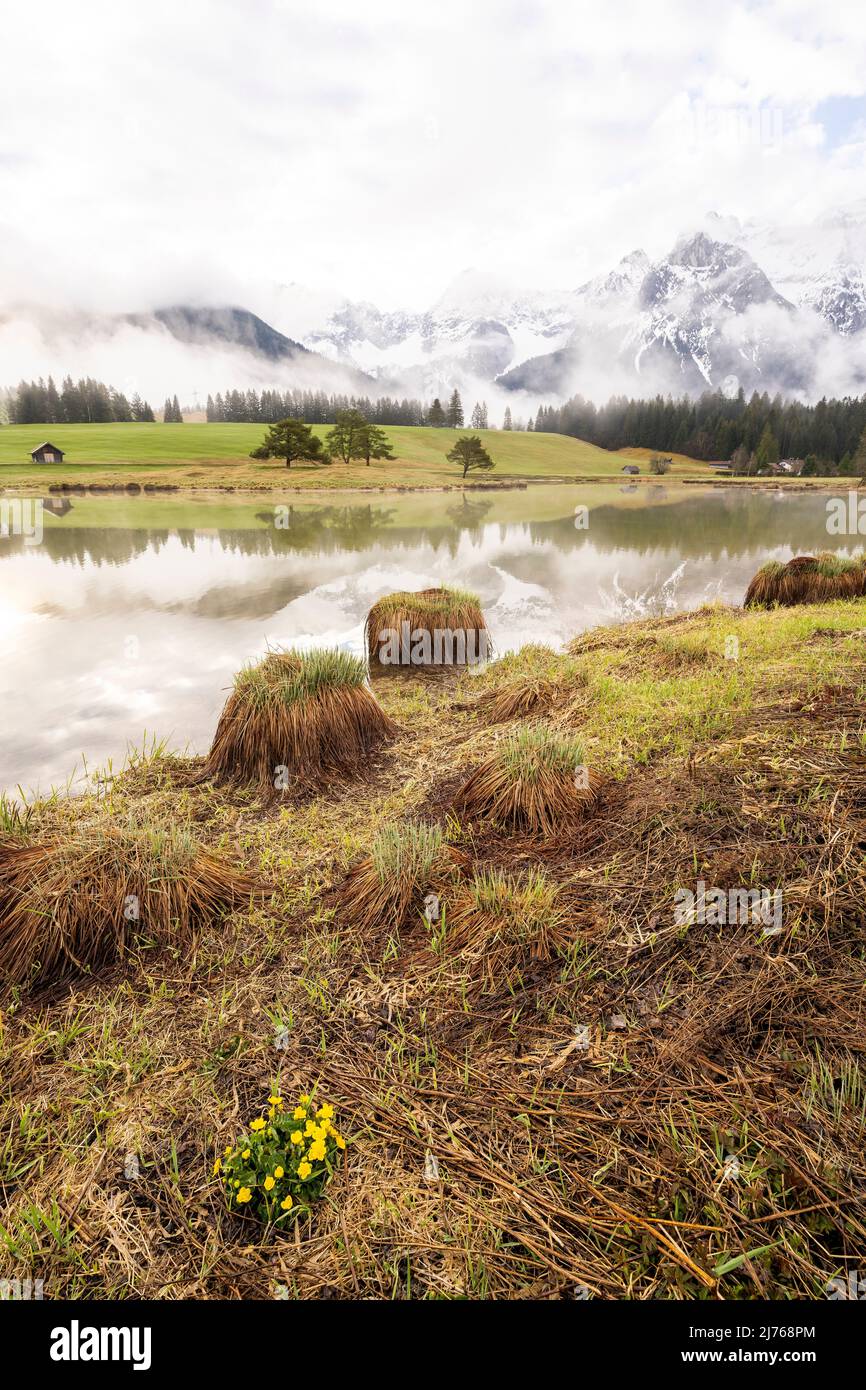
top-left (304, 1120), bottom-right (317, 1137)
top-left (280, 1195), bottom-right (293, 1211)
top-left (242, 1149), bottom-right (250, 1160)
top-left (308, 1139), bottom-right (326, 1162)
top-left (290, 1130), bottom-right (303, 1145)
top-left (316, 1103), bottom-right (334, 1121)
top-left (298, 1161), bottom-right (312, 1179)
top-left (264, 1175), bottom-right (275, 1191)
top-left (293, 1107), bottom-right (307, 1121)
top-left (213, 1157), bottom-right (222, 1175)
top-left (274, 1166), bottom-right (284, 1179)
top-left (268, 1095), bottom-right (284, 1108)
top-left (224, 1145), bottom-right (232, 1156)
top-left (237, 1187), bottom-right (252, 1204)
top-left (250, 1117), bottom-right (266, 1132)
top-left (335, 1135), bottom-right (346, 1150)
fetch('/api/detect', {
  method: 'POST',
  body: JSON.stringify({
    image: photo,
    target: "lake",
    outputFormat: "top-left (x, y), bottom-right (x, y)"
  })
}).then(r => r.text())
top-left (0, 483), bottom-right (850, 795)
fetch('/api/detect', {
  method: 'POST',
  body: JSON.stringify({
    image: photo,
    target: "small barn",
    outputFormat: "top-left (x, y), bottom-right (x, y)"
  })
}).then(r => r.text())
top-left (30, 442), bottom-right (65, 464)
top-left (621, 464), bottom-right (640, 475)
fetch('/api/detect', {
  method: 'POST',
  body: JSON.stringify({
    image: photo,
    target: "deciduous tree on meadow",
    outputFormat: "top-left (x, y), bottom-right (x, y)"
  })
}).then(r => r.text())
top-left (358, 422), bottom-right (395, 466)
top-left (447, 434), bottom-right (495, 479)
top-left (326, 409), bottom-right (369, 465)
top-left (251, 417), bottom-right (325, 468)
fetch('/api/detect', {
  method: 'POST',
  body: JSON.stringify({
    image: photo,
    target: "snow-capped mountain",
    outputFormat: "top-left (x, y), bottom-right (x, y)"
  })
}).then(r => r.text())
top-left (4, 205), bottom-right (866, 405)
top-left (500, 231), bottom-right (802, 396)
top-left (302, 269), bottom-right (577, 392)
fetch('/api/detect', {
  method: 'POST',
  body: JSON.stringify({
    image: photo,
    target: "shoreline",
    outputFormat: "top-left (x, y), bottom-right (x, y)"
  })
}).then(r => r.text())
top-left (2, 473), bottom-right (860, 499)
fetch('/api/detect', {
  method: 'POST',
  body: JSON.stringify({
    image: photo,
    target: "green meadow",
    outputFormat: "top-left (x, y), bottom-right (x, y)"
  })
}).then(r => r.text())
top-left (0, 421), bottom-right (714, 489)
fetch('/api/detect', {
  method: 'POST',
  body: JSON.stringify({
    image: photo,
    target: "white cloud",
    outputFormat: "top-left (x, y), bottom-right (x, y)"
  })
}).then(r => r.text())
top-left (1, 0), bottom-right (865, 319)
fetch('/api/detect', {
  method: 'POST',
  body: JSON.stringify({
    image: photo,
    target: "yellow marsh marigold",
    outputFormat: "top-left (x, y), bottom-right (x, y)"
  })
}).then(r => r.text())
top-left (298, 1161), bottom-right (312, 1179)
top-left (250, 1117), bottom-right (266, 1132)
top-left (307, 1139), bottom-right (327, 1162)
top-left (237, 1187), bottom-right (252, 1204)
top-left (213, 1158), bottom-right (222, 1175)
top-left (269, 1095), bottom-right (284, 1108)
top-left (274, 1166), bottom-right (284, 1179)
top-left (316, 1104), bottom-right (334, 1121)
top-left (280, 1195), bottom-right (293, 1211)
top-left (264, 1175), bottom-right (275, 1191)
top-left (290, 1130), bottom-right (303, 1145)
top-left (293, 1107), bottom-right (307, 1121)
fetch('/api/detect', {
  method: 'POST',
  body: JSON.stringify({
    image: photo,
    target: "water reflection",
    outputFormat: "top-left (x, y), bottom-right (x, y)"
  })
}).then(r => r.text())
top-left (0, 484), bottom-right (849, 794)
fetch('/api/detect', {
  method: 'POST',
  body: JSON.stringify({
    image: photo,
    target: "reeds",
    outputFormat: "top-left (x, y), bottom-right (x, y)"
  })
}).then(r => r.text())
top-left (365, 586), bottom-right (489, 669)
top-left (745, 553), bottom-right (866, 608)
top-left (452, 725), bottom-right (601, 834)
top-left (338, 821), bottom-right (467, 935)
top-left (0, 821), bottom-right (263, 989)
top-left (205, 647), bottom-right (396, 791)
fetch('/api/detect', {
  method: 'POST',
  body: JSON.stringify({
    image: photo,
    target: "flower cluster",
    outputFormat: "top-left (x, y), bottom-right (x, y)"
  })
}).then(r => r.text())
top-left (217, 1090), bottom-right (346, 1223)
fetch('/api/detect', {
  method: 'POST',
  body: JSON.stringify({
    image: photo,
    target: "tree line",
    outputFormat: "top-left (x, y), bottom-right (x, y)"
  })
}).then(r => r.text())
top-left (7, 376), bottom-right (155, 424)
top-left (534, 388), bottom-right (866, 472)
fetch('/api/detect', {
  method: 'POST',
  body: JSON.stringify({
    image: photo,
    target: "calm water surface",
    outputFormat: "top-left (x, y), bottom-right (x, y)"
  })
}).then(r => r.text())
top-left (0, 483), bottom-right (849, 795)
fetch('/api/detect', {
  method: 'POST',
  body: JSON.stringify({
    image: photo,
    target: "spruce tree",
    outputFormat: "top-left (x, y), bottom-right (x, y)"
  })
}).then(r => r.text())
top-left (428, 398), bottom-right (446, 428)
top-left (446, 389), bottom-right (464, 428)
top-left (502, 406), bottom-right (513, 430)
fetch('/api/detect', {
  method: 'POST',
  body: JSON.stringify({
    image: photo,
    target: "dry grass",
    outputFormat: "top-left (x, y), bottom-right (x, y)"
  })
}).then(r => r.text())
top-left (365, 586), bottom-right (488, 669)
top-left (205, 647), bottom-right (397, 791)
top-left (745, 553), bottom-right (866, 608)
top-left (0, 820), bottom-right (263, 989)
top-left (452, 725), bottom-right (602, 835)
top-left (2, 601), bottom-right (866, 1302)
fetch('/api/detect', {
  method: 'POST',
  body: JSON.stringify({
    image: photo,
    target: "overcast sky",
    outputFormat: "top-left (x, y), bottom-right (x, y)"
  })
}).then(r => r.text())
top-left (2, 0), bottom-right (866, 316)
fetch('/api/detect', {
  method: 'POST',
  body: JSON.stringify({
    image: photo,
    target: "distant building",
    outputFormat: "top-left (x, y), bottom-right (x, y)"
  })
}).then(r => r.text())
top-left (30, 442), bottom-right (65, 464)
top-left (621, 464), bottom-right (640, 475)
top-left (771, 458), bottom-right (805, 476)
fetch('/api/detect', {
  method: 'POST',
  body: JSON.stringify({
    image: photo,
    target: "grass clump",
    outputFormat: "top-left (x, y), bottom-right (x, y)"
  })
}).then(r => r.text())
top-left (365, 586), bottom-right (489, 668)
top-left (453, 725), bottom-right (601, 834)
top-left (338, 821), bottom-right (467, 935)
top-left (205, 647), bottom-right (396, 791)
top-left (745, 553), bottom-right (866, 608)
top-left (0, 819), bottom-right (263, 989)
top-left (449, 865), bottom-right (567, 961)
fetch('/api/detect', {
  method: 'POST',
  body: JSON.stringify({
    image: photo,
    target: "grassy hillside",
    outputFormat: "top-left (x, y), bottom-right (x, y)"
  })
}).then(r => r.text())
top-left (1, 597), bottom-right (865, 1299)
top-left (0, 422), bottom-right (715, 489)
